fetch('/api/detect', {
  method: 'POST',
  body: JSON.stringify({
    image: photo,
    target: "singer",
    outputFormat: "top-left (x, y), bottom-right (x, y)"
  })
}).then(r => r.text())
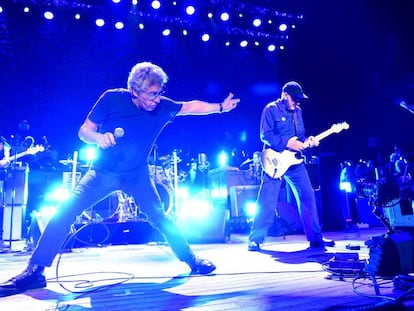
top-left (0, 61), bottom-right (240, 296)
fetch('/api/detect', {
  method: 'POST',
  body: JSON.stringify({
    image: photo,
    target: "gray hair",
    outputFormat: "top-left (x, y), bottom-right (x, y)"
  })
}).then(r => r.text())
top-left (127, 62), bottom-right (169, 93)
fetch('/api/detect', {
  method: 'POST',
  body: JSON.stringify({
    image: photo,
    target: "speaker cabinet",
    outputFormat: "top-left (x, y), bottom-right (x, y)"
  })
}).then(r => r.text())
top-left (2, 204), bottom-right (26, 240)
top-left (177, 208), bottom-right (230, 243)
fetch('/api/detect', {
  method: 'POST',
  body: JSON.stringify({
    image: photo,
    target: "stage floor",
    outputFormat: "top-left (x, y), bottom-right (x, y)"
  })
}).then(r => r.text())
top-left (1, 226), bottom-right (414, 311)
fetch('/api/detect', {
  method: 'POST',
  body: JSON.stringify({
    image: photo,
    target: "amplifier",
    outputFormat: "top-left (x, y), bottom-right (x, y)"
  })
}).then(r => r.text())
top-left (229, 185), bottom-right (259, 218)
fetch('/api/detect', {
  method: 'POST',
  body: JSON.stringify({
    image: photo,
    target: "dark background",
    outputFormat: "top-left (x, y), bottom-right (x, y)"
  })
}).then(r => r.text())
top-left (1, 0), bottom-right (413, 230)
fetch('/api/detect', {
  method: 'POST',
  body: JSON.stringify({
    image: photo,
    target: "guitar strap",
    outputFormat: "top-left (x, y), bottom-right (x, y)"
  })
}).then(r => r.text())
top-left (292, 109), bottom-right (299, 135)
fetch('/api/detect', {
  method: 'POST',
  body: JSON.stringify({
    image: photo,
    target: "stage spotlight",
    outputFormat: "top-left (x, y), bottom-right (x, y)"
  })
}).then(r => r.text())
top-left (43, 11), bottom-right (54, 20)
top-left (112, 0), bottom-right (121, 3)
top-left (254, 41), bottom-right (259, 46)
top-left (151, 0), bottom-right (161, 10)
top-left (115, 21), bottom-right (124, 29)
top-left (268, 44), bottom-right (276, 52)
top-left (240, 40), bottom-right (248, 48)
top-left (207, 12), bottom-right (213, 19)
top-left (74, 13), bottom-right (81, 20)
top-left (220, 12), bottom-right (230, 22)
top-left (225, 41), bottom-right (230, 46)
top-left (138, 23), bottom-right (144, 30)
top-left (96, 18), bottom-right (105, 27)
top-left (218, 151), bottom-right (228, 167)
top-left (252, 18), bottom-right (261, 27)
top-left (185, 5), bottom-right (195, 16)
top-left (182, 29), bottom-right (188, 35)
top-left (132, 0), bottom-right (138, 5)
top-left (279, 23), bottom-right (288, 32)
top-left (23, 6), bottom-right (29, 13)
top-left (79, 146), bottom-right (97, 163)
top-left (245, 201), bottom-right (257, 218)
top-left (201, 33), bottom-right (210, 42)
top-left (162, 28), bottom-right (171, 36)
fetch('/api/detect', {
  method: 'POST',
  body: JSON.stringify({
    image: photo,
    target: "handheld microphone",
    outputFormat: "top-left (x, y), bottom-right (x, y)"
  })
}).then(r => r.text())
top-left (400, 101), bottom-right (414, 114)
top-left (114, 127), bottom-right (125, 139)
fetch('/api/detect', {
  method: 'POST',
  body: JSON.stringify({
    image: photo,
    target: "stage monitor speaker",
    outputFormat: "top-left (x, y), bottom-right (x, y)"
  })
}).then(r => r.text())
top-left (177, 208), bottom-right (230, 243)
top-left (366, 232), bottom-right (414, 277)
top-left (2, 204), bottom-right (26, 240)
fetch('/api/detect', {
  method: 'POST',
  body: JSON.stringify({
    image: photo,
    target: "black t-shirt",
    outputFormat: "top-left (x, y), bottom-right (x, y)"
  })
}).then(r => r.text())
top-left (87, 88), bottom-right (182, 173)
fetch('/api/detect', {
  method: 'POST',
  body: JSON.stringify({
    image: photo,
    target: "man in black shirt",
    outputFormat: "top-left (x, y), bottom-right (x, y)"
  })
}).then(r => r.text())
top-left (0, 62), bottom-right (240, 295)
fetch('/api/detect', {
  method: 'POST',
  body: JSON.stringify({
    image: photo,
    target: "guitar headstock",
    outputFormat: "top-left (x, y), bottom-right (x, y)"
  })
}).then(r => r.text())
top-left (330, 122), bottom-right (350, 133)
top-left (26, 145), bottom-right (45, 155)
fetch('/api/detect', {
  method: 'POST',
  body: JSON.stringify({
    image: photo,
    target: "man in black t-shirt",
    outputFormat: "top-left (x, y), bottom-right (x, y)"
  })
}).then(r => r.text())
top-left (0, 62), bottom-right (240, 295)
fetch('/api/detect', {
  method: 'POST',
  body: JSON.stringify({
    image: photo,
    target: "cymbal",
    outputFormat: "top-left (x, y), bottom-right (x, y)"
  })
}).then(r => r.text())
top-left (59, 160), bottom-right (81, 166)
top-left (158, 155), bottom-right (171, 161)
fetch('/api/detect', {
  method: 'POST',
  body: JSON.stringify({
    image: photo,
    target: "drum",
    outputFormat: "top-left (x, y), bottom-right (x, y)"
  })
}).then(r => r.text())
top-left (80, 183), bottom-right (172, 223)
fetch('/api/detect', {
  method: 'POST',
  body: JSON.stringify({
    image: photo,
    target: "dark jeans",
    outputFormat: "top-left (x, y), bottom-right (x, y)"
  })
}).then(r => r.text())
top-left (249, 163), bottom-right (323, 244)
top-left (30, 168), bottom-right (194, 267)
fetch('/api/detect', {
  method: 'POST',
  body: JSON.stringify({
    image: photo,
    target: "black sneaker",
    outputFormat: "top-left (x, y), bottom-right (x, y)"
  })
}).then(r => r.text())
top-left (248, 241), bottom-right (261, 252)
top-left (309, 238), bottom-right (335, 249)
top-left (189, 256), bottom-right (216, 275)
top-left (0, 264), bottom-right (46, 295)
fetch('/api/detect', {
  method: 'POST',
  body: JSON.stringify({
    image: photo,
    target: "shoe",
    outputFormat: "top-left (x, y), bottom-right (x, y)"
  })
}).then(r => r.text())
top-left (322, 238), bottom-right (335, 247)
top-left (309, 238), bottom-right (335, 249)
top-left (248, 241), bottom-right (261, 252)
top-left (188, 256), bottom-right (216, 275)
top-left (0, 263), bottom-right (46, 295)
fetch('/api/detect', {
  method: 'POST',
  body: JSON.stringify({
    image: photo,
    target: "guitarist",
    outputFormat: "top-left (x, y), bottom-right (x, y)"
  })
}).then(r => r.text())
top-left (248, 81), bottom-right (334, 251)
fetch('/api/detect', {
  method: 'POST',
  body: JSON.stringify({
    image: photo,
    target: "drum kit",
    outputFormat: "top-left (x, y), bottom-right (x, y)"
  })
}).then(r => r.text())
top-left (61, 150), bottom-right (188, 224)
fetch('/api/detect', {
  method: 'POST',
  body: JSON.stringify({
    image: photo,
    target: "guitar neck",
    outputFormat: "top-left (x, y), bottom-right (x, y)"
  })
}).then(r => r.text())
top-left (314, 128), bottom-right (336, 142)
top-left (9, 151), bottom-right (29, 162)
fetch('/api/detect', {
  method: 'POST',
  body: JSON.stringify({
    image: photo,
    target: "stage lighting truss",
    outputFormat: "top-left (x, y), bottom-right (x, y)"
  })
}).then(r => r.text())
top-left (2, 0), bottom-right (305, 51)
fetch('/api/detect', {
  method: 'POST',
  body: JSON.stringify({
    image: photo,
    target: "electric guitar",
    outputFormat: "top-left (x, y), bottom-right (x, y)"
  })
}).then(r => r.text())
top-left (6, 145), bottom-right (45, 163)
top-left (261, 122), bottom-right (350, 179)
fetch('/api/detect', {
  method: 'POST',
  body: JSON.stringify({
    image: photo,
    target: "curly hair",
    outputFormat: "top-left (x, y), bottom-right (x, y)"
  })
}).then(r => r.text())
top-left (127, 62), bottom-right (169, 93)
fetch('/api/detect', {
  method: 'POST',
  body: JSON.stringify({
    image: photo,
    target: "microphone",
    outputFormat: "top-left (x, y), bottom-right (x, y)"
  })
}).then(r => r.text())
top-left (114, 127), bottom-right (125, 139)
top-left (400, 101), bottom-right (414, 114)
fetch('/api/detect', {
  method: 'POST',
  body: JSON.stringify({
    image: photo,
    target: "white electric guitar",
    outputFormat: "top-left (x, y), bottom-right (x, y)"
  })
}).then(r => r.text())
top-left (5, 145), bottom-right (45, 163)
top-left (261, 122), bottom-right (350, 179)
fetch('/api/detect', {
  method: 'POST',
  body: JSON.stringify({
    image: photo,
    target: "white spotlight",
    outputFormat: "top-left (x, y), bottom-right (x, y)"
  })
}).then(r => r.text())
top-left (201, 33), bottom-right (210, 42)
top-left (225, 41), bottom-right (230, 46)
top-left (207, 12), bottom-right (213, 18)
top-left (132, 0), bottom-right (138, 5)
top-left (115, 21), bottom-right (124, 29)
top-left (185, 5), bottom-right (195, 15)
top-left (240, 40), bottom-right (248, 47)
top-left (0, 6), bottom-right (2, 13)
top-left (95, 18), bottom-right (105, 27)
top-left (182, 29), bottom-right (188, 35)
top-left (279, 23), bottom-right (288, 32)
top-left (267, 44), bottom-right (276, 52)
top-left (252, 18), bottom-right (261, 27)
top-left (220, 12), bottom-right (229, 22)
top-left (112, 0), bottom-right (121, 3)
top-left (74, 13), bottom-right (81, 20)
top-left (151, 0), bottom-right (161, 10)
top-left (162, 28), bottom-right (171, 36)
top-left (43, 11), bottom-right (54, 20)
top-left (138, 23), bottom-right (144, 30)
top-left (23, 6), bottom-right (30, 13)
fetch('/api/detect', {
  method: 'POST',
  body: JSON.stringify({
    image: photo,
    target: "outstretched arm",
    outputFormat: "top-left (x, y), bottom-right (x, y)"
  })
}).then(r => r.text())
top-left (177, 93), bottom-right (240, 116)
